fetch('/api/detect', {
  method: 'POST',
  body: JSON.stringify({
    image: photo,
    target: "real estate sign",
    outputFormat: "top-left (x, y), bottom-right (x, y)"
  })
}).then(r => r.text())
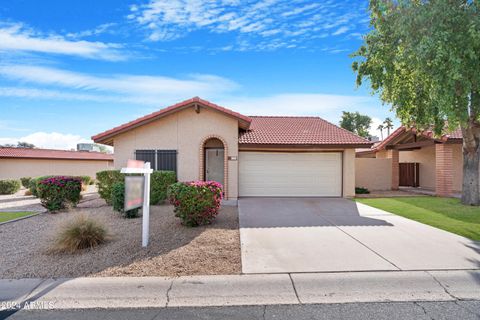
top-left (124, 176), bottom-right (145, 211)
top-left (121, 160), bottom-right (153, 247)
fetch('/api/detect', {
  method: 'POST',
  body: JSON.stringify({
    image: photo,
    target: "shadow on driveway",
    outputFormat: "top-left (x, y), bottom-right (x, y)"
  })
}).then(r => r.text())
top-left (239, 198), bottom-right (393, 228)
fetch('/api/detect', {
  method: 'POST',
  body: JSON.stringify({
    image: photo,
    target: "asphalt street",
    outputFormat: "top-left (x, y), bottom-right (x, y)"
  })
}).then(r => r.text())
top-left (2, 300), bottom-right (480, 320)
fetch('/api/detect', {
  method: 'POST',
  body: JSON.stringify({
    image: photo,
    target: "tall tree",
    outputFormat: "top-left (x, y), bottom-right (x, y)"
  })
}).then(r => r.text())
top-left (340, 111), bottom-right (372, 138)
top-left (377, 124), bottom-right (385, 140)
top-left (352, 0), bottom-right (480, 205)
top-left (383, 117), bottom-right (394, 136)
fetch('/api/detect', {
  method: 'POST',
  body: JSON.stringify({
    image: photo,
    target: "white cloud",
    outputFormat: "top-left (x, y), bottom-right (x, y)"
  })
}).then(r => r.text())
top-left (0, 132), bottom-right (90, 150)
top-left (332, 26), bottom-right (349, 36)
top-left (66, 23), bottom-right (117, 39)
top-left (0, 22), bottom-right (126, 61)
top-left (216, 93), bottom-right (379, 123)
top-left (0, 64), bottom-right (239, 104)
top-left (129, 0), bottom-right (368, 51)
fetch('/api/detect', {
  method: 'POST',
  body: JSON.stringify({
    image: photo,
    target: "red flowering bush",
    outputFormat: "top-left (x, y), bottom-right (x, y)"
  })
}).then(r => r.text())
top-left (167, 181), bottom-right (223, 227)
top-left (37, 176), bottom-right (82, 212)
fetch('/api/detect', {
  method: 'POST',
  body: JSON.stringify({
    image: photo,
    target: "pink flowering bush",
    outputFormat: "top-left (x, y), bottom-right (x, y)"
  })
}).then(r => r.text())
top-left (37, 176), bottom-right (82, 212)
top-left (167, 181), bottom-right (223, 227)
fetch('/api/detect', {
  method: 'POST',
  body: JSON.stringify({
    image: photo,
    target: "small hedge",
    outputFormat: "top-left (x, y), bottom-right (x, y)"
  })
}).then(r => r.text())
top-left (355, 187), bottom-right (370, 194)
top-left (29, 175), bottom-right (54, 197)
top-left (168, 181), bottom-right (223, 227)
top-left (0, 179), bottom-right (21, 195)
top-left (111, 182), bottom-right (140, 218)
top-left (96, 170), bottom-right (124, 205)
top-left (73, 176), bottom-right (92, 191)
top-left (150, 171), bottom-right (177, 204)
top-left (37, 176), bottom-right (82, 211)
top-left (97, 169), bottom-right (176, 205)
top-left (20, 177), bottom-right (32, 188)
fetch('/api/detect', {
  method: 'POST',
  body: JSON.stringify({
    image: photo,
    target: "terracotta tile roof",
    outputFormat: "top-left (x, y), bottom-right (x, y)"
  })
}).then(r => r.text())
top-left (238, 116), bottom-right (371, 146)
top-left (0, 147), bottom-right (114, 161)
top-left (92, 97), bottom-right (252, 144)
top-left (444, 128), bottom-right (462, 140)
top-left (364, 126), bottom-right (463, 154)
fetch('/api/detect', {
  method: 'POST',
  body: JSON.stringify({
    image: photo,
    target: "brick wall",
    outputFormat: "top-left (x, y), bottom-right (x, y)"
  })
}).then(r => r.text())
top-left (435, 144), bottom-right (453, 196)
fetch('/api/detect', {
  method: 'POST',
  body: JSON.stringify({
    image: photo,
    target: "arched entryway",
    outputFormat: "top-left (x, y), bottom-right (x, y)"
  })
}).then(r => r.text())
top-left (199, 136), bottom-right (228, 198)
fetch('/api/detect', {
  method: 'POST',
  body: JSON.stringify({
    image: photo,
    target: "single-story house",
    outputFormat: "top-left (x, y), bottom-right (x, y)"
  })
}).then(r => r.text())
top-left (356, 126), bottom-right (463, 196)
top-left (92, 97), bottom-right (371, 200)
top-left (0, 147), bottom-right (114, 180)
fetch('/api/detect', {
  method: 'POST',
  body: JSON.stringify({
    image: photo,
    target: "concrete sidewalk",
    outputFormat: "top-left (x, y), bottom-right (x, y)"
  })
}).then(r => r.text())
top-left (1, 270), bottom-right (479, 310)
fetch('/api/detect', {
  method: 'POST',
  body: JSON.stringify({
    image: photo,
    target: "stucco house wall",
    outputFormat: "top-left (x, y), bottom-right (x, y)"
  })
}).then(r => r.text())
top-left (355, 158), bottom-right (392, 191)
top-left (0, 158), bottom-right (113, 180)
top-left (343, 149), bottom-right (356, 197)
top-left (399, 145), bottom-right (436, 190)
top-left (113, 107), bottom-right (239, 199)
top-left (399, 144), bottom-right (463, 192)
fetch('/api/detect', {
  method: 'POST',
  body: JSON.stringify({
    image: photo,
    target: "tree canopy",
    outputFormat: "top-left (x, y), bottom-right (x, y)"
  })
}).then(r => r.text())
top-left (352, 0), bottom-right (480, 205)
top-left (352, 0), bottom-right (480, 134)
top-left (340, 111), bottom-right (372, 138)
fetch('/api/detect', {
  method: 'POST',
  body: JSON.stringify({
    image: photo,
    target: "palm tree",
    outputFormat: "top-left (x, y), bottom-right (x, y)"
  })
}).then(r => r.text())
top-left (377, 124), bottom-right (384, 140)
top-left (383, 118), bottom-right (394, 136)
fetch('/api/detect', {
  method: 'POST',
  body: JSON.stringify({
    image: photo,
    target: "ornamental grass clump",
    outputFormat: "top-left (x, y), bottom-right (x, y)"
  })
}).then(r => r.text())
top-left (37, 176), bottom-right (82, 212)
top-left (52, 215), bottom-right (109, 253)
top-left (168, 181), bottom-right (223, 227)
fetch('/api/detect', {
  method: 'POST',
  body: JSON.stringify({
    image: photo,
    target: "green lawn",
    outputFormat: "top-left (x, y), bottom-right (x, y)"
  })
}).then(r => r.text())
top-left (356, 197), bottom-right (480, 241)
top-left (0, 211), bottom-right (36, 223)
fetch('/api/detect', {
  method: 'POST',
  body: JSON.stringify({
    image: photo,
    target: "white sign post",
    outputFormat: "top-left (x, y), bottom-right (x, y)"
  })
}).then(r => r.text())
top-left (121, 160), bottom-right (153, 247)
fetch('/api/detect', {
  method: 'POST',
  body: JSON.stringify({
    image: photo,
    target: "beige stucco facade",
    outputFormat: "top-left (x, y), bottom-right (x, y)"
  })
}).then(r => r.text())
top-left (355, 158), bottom-right (392, 190)
top-left (113, 107), bottom-right (239, 199)
top-left (399, 145), bottom-right (437, 190)
top-left (0, 158), bottom-right (113, 180)
top-left (343, 149), bottom-right (356, 197)
top-left (110, 105), bottom-right (358, 200)
top-left (399, 144), bottom-right (463, 192)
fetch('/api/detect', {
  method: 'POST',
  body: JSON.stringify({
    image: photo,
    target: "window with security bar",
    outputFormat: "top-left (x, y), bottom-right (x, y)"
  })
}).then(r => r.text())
top-left (135, 150), bottom-right (177, 173)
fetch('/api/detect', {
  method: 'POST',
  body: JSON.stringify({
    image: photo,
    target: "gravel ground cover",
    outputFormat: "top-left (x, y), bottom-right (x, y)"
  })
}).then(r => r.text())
top-left (0, 200), bottom-right (241, 278)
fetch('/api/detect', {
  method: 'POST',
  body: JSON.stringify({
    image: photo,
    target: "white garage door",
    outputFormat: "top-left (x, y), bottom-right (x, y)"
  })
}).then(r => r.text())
top-left (239, 152), bottom-right (342, 197)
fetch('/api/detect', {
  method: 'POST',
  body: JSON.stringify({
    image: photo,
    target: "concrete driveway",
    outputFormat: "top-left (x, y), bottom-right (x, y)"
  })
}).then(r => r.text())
top-left (239, 198), bottom-right (480, 274)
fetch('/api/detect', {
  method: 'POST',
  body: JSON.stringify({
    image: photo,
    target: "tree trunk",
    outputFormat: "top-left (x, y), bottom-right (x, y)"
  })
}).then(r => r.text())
top-left (461, 122), bottom-right (480, 205)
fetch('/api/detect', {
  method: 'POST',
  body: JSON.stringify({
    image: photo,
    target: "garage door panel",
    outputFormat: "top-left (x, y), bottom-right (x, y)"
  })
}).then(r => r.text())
top-left (239, 152), bottom-right (342, 197)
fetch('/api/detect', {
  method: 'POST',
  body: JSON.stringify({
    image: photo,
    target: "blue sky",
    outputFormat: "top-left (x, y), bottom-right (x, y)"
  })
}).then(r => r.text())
top-left (0, 0), bottom-right (396, 149)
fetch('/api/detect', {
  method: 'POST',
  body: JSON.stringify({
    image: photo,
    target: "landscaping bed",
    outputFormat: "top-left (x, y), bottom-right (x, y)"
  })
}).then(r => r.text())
top-left (0, 204), bottom-right (241, 278)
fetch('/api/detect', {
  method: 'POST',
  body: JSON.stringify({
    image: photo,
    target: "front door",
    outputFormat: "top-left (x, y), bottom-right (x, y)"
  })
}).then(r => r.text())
top-left (399, 162), bottom-right (420, 187)
top-left (205, 148), bottom-right (224, 184)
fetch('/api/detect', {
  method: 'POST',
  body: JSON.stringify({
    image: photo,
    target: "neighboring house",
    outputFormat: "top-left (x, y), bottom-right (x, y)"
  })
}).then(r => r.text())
top-left (0, 147), bottom-right (114, 180)
top-left (356, 126), bottom-right (463, 196)
top-left (92, 97), bottom-right (371, 200)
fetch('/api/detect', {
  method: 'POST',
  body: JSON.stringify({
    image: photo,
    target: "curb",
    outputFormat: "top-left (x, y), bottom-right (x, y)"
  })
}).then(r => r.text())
top-left (1, 270), bottom-right (479, 311)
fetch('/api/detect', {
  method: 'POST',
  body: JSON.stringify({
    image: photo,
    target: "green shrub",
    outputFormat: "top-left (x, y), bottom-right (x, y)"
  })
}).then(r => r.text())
top-left (167, 181), bottom-right (223, 227)
top-left (20, 177), bottom-right (32, 188)
top-left (150, 171), bottom-right (176, 205)
top-left (52, 215), bottom-right (109, 253)
top-left (0, 179), bottom-right (21, 195)
top-left (96, 170), bottom-right (124, 205)
top-left (111, 182), bottom-right (140, 218)
top-left (355, 187), bottom-right (370, 194)
top-left (74, 176), bottom-right (92, 191)
top-left (37, 176), bottom-right (82, 211)
top-left (29, 175), bottom-right (54, 197)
